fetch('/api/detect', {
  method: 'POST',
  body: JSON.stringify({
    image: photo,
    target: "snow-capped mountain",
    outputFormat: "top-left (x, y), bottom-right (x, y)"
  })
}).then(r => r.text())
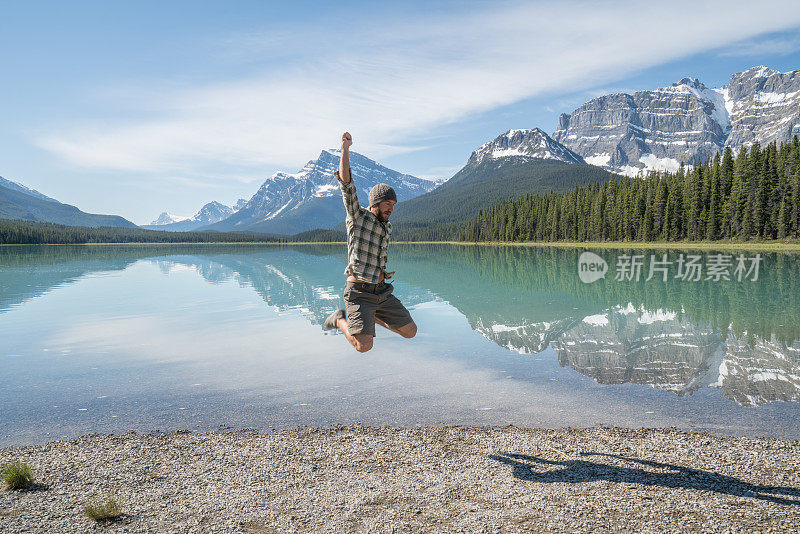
top-left (192, 201), bottom-right (235, 225)
top-left (145, 200), bottom-right (247, 232)
top-left (469, 128), bottom-right (585, 165)
top-left (203, 149), bottom-right (441, 235)
top-left (390, 128), bottom-right (611, 228)
top-left (0, 175), bottom-right (58, 203)
top-left (150, 212), bottom-right (191, 226)
top-left (553, 66), bottom-right (800, 176)
top-left (725, 66), bottom-right (800, 149)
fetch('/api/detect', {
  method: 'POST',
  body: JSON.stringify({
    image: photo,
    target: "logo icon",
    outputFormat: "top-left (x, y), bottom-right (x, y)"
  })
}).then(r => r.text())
top-left (578, 251), bottom-right (608, 283)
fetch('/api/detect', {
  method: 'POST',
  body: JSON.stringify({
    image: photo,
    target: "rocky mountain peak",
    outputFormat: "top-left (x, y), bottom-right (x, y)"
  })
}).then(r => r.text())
top-left (741, 65), bottom-right (777, 78)
top-left (553, 65), bottom-right (799, 176)
top-left (725, 66), bottom-right (800, 149)
top-left (673, 77), bottom-right (706, 90)
top-left (469, 128), bottom-right (584, 165)
top-left (192, 201), bottom-right (233, 224)
top-left (203, 149), bottom-right (440, 234)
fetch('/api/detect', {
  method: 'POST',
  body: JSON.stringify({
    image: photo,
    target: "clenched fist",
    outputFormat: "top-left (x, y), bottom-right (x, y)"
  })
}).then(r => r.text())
top-left (341, 132), bottom-right (353, 150)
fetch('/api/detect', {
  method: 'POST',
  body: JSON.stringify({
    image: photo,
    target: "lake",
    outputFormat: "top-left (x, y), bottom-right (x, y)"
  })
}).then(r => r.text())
top-left (1, 243), bottom-right (799, 445)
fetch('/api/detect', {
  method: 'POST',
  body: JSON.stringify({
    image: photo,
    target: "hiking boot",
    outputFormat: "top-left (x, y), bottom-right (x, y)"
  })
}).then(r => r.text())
top-left (324, 309), bottom-right (346, 330)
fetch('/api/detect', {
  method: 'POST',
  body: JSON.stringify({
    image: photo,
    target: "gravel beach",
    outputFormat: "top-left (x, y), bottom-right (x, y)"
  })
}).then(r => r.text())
top-left (1, 425), bottom-right (799, 533)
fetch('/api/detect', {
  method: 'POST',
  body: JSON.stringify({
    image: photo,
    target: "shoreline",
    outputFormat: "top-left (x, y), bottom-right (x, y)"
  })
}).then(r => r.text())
top-left (2, 425), bottom-right (799, 532)
top-left (3, 240), bottom-right (800, 252)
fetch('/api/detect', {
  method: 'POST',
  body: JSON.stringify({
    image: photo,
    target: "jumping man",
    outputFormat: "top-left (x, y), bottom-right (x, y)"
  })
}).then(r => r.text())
top-left (324, 132), bottom-right (417, 352)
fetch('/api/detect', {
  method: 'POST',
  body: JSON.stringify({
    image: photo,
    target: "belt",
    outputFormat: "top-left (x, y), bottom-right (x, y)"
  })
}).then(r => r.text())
top-left (349, 280), bottom-right (387, 293)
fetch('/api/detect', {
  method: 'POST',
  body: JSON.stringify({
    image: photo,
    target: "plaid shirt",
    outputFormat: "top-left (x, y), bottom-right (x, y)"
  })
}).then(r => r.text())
top-left (335, 168), bottom-right (393, 284)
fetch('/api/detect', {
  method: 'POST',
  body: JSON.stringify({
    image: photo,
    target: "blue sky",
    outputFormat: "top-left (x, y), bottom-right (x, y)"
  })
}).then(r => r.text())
top-left (2, 0), bottom-right (800, 225)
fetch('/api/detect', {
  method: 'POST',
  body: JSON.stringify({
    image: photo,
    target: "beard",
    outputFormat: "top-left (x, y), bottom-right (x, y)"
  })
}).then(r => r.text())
top-left (373, 209), bottom-right (391, 222)
top-left (370, 204), bottom-right (393, 222)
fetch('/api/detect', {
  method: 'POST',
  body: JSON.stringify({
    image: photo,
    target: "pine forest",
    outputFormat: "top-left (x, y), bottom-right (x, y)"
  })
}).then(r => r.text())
top-left (461, 138), bottom-right (800, 243)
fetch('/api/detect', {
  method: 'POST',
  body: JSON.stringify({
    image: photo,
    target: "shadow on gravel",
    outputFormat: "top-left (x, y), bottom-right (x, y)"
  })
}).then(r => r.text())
top-left (90, 514), bottom-right (131, 527)
top-left (490, 452), bottom-right (800, 505)
top-left (5, 483), bottom-right (50, 493)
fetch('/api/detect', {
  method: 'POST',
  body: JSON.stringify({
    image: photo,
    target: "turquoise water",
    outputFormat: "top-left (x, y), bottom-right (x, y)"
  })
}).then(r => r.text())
top-left (1, 244), bottom-right (799, 445)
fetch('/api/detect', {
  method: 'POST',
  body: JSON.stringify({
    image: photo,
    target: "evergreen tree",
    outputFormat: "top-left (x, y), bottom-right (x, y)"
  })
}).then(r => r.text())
top-left (707, 161), bottom-right (720, 240)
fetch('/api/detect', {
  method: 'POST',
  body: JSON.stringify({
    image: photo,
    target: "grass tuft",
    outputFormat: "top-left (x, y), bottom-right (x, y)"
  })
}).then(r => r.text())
top-left (2, 461), bottom-right (34, 490)
top-left (82, 494), bottom-right (122, 521)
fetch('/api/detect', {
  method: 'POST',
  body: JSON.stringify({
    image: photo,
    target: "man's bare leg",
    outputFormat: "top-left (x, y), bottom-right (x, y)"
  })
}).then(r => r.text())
top-left (375, 317), bottom-right (417, 338)
top-left (336, 318), bottom-right (373, 352)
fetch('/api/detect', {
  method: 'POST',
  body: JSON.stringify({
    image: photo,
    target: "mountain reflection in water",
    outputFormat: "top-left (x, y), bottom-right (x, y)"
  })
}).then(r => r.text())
top-left (2, 244), bottom-right (799, 409)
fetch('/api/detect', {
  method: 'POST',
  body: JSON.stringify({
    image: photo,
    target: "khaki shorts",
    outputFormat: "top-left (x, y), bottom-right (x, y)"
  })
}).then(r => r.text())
top-left (343, 280), bottom-right (413, 337)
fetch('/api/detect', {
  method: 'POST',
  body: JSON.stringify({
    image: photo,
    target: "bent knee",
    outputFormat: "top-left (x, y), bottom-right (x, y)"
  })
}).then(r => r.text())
top-left (354, 335), bottom-right (373, 352)
top-left (400, 322), bottom-right (417, 338)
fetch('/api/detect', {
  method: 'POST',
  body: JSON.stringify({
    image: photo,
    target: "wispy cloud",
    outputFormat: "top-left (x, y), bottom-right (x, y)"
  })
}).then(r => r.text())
top-left (37, 1), bottom-right (800, 179)
top-left (718, 32), bottom-right (800, 57)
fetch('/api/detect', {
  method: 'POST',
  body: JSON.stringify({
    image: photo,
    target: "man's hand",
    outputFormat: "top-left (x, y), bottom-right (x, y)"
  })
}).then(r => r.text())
top-left (341, 131), bottom-right (353, 150)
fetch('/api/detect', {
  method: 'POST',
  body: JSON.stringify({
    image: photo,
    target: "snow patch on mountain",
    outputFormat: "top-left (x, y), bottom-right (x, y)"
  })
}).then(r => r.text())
top-left (0, 175), bottom-right (59, 203)
top-left (639, 154), bottom-right (684, 173)
top-left (584, 153), bottom-right (612, 167)
top-left (638, 308), bottom-right (677, 324)
top-left (616, 155), bottom-right (691, 177)
top-left (312, 184), bottom-right (339, 198)
top-left (583, 314), bottom-right (610, 326)
top-left (754, 90), bottom-right (800, 104)
top-left (264, 199), bottom-right (292, 220)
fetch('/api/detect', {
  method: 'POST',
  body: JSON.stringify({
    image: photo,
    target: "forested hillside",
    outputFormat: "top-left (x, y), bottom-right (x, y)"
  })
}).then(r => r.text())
top-left (392, 158), bottom-right (614, 227)
top-left (8, 138), bottom-right (800, 245)
top-left (0, 219), bottom-right (283, 244)
top-left (461, 138), bottom-right (800, 243)
top-left (0, 183), bottom-right (136, 228)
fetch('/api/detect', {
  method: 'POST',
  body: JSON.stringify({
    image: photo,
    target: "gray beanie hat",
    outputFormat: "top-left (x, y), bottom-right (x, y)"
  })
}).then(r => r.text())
top-left (369, 183), bottom-right (397, 207)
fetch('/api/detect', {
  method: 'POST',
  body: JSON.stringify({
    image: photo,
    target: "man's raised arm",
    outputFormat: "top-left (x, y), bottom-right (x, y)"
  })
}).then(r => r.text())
top-left (339, 131), bottom-right (352, 183)
top-left (336, 131), bottom-right (362, 221)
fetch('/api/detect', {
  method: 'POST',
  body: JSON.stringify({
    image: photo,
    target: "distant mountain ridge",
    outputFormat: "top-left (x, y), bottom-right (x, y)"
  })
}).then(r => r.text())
top-left (143, 199), bottom-right (248, 232)
top-left (553, 66), bottom-right (800, 176)
top-left (150, 212), bottom-right (191, 225)
top-left (201, 149), bottom-right (441, 235)
top-left (0, 180), bottom-right (136, 228)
